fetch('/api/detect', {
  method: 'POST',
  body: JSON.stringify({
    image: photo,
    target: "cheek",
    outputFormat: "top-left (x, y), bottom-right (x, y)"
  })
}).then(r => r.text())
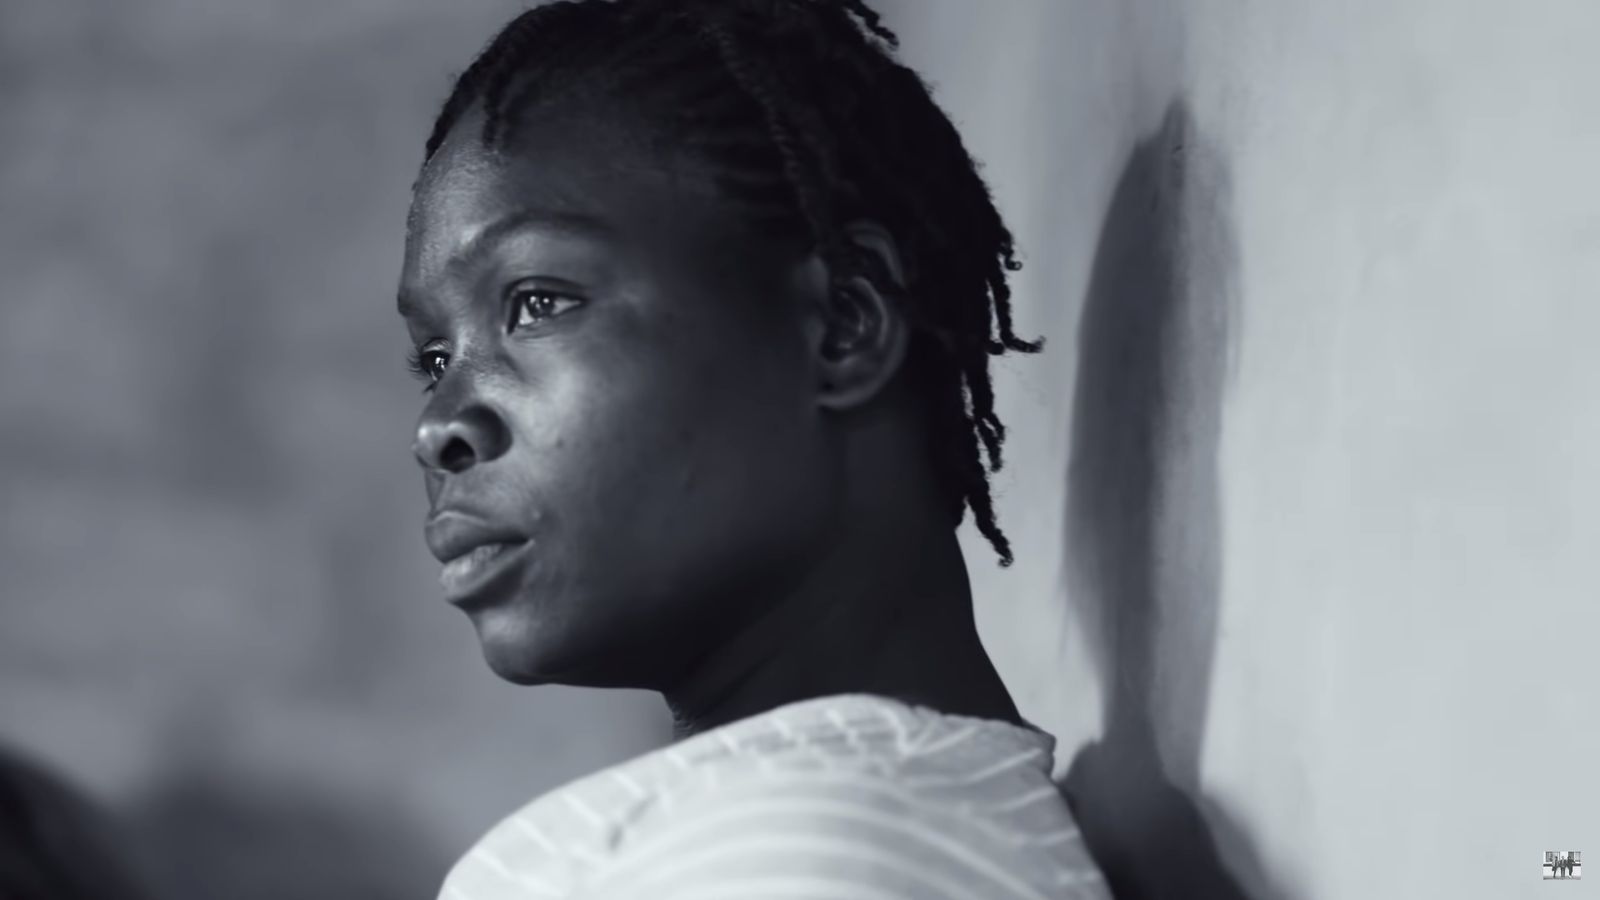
top-left (524, 320), bottom-right (828, 576)
top-left (474, 305), bottom-right (833, 681)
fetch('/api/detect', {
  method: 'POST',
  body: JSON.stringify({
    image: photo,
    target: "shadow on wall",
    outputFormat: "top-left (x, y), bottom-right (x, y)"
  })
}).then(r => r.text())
top-left (1057, 100), bottom-right (1280, 900)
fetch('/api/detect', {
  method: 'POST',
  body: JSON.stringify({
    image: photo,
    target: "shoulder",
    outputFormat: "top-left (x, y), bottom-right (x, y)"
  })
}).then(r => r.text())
top-left (584, 762), bottom-right (1107, 900)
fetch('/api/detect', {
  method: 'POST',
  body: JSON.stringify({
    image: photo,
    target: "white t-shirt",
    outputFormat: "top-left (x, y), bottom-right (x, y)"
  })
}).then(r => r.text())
top-left (438, 693), bottom-right (1109, 899)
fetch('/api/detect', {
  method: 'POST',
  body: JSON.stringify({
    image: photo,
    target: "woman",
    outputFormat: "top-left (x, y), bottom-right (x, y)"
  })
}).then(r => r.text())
top-left (397, 1), bottom-right (1109, 896)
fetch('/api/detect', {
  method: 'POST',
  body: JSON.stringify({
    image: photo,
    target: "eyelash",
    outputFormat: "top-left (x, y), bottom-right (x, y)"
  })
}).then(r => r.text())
top-left (405, 344), bottom-right (448, 394)
top-left (505, 285), bottom-right (584, 331)
top-left (404, 287), bottom-right (583, 393)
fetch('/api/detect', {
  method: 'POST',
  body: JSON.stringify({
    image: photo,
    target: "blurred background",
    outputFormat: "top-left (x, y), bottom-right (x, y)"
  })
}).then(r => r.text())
top-left (1, 1), bottom-right (1595, 898)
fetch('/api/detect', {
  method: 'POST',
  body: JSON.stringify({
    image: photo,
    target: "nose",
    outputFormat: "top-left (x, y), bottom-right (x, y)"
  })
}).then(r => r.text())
top-left (412, 404), bottom-right (512, 474)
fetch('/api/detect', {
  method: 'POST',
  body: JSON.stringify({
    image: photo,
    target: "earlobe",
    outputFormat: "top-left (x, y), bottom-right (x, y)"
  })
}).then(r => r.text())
top-left (813, 221), bottom-right (912, 411)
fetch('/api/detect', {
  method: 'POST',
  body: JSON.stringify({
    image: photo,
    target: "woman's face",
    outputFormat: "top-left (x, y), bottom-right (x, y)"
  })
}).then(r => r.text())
top-left (397, 107), bottom-right (838, 687)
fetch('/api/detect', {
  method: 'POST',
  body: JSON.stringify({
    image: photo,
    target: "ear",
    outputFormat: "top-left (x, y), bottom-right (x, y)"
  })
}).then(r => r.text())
top-left (806, 221), bottom-right (913, 411)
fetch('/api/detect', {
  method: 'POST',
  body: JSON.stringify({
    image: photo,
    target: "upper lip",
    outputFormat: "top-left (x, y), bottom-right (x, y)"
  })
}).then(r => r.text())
top-left (424, 510), bottom-right (527, 564)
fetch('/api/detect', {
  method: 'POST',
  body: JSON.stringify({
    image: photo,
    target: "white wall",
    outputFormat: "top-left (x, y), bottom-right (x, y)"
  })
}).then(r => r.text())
top-left (1191, 2), bottom-right (1599, 896)
top-left (888, 1), bottom-right (1600, 897)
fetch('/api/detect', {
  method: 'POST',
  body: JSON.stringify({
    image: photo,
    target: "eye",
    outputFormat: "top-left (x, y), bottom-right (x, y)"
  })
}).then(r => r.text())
top-left (405, 343), bottom-right (450, 391)
top-left (508, 285), bottom-right (584, 331)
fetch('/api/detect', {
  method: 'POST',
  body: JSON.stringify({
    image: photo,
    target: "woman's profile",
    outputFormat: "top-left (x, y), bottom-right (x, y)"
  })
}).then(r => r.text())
top-left (396, 1), bottom-right (1108, 896)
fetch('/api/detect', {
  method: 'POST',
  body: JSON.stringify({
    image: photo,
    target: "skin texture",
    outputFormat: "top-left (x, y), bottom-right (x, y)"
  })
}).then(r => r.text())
top-left (398, 103), bottom-right (1022, 736)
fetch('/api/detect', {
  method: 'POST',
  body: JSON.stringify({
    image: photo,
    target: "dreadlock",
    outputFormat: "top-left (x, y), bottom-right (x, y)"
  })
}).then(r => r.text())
top-left (420, 0), bottom-right (1041, 566)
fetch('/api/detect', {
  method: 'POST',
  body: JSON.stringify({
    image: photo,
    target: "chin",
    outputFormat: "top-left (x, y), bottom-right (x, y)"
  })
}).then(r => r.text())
top-left (465, 604), bottom-right (554, 684)
top-left (481, 649), bottom-right (553, 686)
top-left (467, 602), bottom-right (635, 688)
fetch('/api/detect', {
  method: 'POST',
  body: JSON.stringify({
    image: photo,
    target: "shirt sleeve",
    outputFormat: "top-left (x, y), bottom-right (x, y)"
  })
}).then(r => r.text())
top-left (579, 765), bottom-right (1082, 900)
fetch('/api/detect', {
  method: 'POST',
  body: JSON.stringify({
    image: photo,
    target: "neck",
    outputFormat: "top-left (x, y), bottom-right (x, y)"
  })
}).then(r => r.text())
top-left (662, 498), bottom-right (1023, 740)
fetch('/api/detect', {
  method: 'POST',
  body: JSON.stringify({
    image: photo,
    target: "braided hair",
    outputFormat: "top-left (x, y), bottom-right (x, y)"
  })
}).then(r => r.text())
top-left (420, 0), bottom-right (1040, 566)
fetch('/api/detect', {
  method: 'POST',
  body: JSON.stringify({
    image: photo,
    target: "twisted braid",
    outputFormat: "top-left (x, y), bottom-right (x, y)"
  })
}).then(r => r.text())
top-left (420, 0), bottom-right (1040, 566)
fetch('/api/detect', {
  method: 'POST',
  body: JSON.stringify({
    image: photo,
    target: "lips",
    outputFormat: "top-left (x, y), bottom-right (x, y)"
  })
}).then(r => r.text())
top-left (438, 540), bottom-right (527, 596)
top-left (424, 510), bottom-right (531, 602)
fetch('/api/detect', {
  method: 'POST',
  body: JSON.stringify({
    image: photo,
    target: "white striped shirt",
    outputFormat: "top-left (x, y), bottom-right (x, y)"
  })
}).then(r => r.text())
top-left (438, 694), bottom-right (1109, 899)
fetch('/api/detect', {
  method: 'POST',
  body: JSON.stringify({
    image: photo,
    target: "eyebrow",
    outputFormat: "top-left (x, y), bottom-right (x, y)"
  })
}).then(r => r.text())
top-left (397, 207), bottom-right (615, 318)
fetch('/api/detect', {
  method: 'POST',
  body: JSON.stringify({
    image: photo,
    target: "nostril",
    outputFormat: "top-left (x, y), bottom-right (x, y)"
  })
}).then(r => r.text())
top-left (438, 435), bottom-right (476, 474)
top-left (413, 404), bottom-right (509, 473)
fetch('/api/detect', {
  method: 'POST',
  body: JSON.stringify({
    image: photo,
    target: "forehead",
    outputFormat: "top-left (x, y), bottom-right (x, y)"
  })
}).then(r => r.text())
top-left (404, 105), bottom-right (750, 273)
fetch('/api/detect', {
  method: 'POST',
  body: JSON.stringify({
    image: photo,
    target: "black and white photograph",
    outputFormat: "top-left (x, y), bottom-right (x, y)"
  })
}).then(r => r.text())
top-left (0, 1), bottom-right (1594, 898)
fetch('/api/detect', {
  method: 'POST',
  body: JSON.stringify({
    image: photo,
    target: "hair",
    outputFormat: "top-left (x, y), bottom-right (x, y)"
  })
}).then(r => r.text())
top-left (420, 0), bottom-right (1040, 566)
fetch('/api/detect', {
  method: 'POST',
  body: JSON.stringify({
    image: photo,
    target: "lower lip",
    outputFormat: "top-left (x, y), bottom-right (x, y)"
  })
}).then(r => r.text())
top-left (439, 540), bottom-right (533, 602)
